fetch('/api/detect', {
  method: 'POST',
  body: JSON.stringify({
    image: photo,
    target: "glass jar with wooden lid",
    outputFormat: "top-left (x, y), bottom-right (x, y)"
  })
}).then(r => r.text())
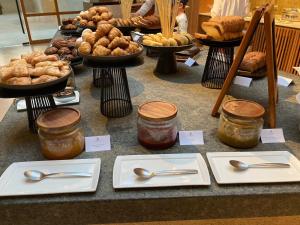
top-left (217, 99), bottom-right (265, 149)
top-left (137, 101), bottom-right (178, 149)
top-left (37, 107), bottom-right (84, 160)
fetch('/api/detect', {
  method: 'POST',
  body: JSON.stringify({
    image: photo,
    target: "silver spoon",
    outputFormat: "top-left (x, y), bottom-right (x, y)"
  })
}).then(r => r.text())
top-left (133, 168), bottom-right (198, 179)
top-left (24, 170), bottom-right (92, 181)
top-left (229, 160), bottom-right (290, 171)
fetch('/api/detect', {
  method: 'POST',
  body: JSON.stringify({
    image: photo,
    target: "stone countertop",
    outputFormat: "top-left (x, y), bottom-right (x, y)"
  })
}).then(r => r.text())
top-left (0, 54), bottom-right (300, 225)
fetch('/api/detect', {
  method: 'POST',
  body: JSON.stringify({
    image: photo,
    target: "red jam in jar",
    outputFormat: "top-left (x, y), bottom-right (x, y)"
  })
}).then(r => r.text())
top-left (137, 101), bottom-right (178, 149)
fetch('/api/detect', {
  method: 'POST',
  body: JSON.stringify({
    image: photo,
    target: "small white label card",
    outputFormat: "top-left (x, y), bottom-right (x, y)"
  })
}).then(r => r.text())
top-left (185, 57), bottom-right (197, 67)
top-left (278, 76), bottom-right (293, 87)
top-left (261, 128), bottom-right (285, 144)
top-left (179, 131), bottom-right (204, 145)
top-left (293, 67), bottom-right (300, 76)
top-left (233, 76), bottom-right (253, 87)
top-left (85, 135), bottom-right (111, 152)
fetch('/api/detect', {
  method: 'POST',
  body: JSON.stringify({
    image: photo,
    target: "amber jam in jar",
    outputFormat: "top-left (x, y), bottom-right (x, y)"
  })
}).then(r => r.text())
top-left (217, 100), bottom-right (265, 149)
top-left (137, 101), bottom-right (178, 149)
top-left (37, 108), bottom-right (84, 159)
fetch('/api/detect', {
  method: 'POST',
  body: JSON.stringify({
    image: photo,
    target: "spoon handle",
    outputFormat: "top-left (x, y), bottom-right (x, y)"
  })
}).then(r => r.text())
top-left (155, 169), bottom-right (198, 176)
top-left (249, 163), bottom-right (290, 168)
top-left (46, 172), bottom-right (92, 178)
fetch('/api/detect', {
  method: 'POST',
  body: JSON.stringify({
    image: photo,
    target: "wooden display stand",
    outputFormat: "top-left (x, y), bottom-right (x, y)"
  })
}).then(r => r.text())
top-left (211, 2), bottom-right (278, 128)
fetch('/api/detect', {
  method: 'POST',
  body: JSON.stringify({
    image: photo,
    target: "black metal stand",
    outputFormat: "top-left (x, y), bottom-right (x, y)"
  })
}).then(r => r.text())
top-left (201, 47), bottom-right (234, 89)
top-left (198, 38), bottom-right (242, 89)
top-left (93, 68), bottom-right (114, 88)
top-left (98, 68), bottom-right (132, 118)
top-left (25, 95), bottom-right (56, 133)
top-left (155, 52), bottom-right (177, 74)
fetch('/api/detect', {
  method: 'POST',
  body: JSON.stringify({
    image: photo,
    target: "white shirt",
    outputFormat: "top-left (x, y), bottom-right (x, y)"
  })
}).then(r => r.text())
top-left (136, 0), bottom-right (156, 16)
top-left (176, 13), bottom-right (188, 33)
top-left (211, 0), bottom-right (250, 17)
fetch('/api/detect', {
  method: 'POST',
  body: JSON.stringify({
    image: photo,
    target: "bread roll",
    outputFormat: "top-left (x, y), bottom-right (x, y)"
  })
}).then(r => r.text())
top-left (239, 52), bottom-right (266, 72)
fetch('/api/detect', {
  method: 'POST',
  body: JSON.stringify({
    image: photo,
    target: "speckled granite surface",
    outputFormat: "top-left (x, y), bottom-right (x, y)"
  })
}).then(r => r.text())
top-left (0, 53), bottom-right (300, 225)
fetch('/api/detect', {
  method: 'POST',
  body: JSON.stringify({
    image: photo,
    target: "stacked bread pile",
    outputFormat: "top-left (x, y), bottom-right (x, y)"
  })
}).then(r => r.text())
top-left (143, 32), bottom-right (194, 47)
top-left (0, 52), bottom-right (70, 85)
top-left (113, 15), bottom-right (160, 28)
top-left (201, 16), bottom-right (245, 41)
top-left (77, 24), bottom-right (141, 56)
top-left (61, 18), bottom-right (78, 30)
top-left (76, 6), bottom-right (114, 29)
top-left (45, 38), bottom-right (79, 61)
top-left (239, 51), bottom-right (266, 77)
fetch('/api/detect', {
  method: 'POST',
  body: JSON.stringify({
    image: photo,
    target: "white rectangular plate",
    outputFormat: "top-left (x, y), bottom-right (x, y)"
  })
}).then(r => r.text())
top-left (207, 151), bottom-right (300, 184)
top-left (0, 158), bottom-right (101, 197)
top-left (113, 153), bottom-right (210, 189)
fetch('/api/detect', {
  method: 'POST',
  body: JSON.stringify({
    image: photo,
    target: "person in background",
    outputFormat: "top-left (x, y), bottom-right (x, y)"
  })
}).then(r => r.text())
top-left (211, 0), bottom-right (250, 17)
top-left (176, 0), bottom-right (189, 33)
top-left (132, 0), bottom-right (155, 17)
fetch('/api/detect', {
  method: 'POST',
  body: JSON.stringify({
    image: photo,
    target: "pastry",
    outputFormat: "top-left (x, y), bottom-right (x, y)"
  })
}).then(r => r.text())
top-left (5, 77), bottom-right (31, 85)
top-left (96, 23), bottom-right (113, 39)
top-left (79, 19), bottom-right (88, 27)
top-left (94, 36), bottom-right (110, 48)
top-left (92, 45), bottom-right (111, 56)
top-left (92, 15), bottom-right (102, 23)
top-left (111, 47), bottom-right (127, 56)
top-left (96, 6), bottom-right (109, 14)
top-left (202, 16), bottom-right (245, 41)
top-left (142, 33), bottom-right (192, 47)
top-left (31, 55), bottom-right (58, 66)
top-left (57, 47), bottom-right (72, 56)
top-left (126, 43), bottom-right (139, 54)
top-left (30, 66), bottom-right (61, 77)
top-left (84, 32), bottom-right (97, 45)
top-left (87, 21), bottom-right (95, 27)
top-left (108, 37), bottom-right (129, 50)
top-left (21, 51), bottom-right (44, 64)
top-left (32, 75), bottom-right (57, 85)
top-left (108, 27), bottom-right (122, 41)
top-left (35, 61), bottom-right (66, 68)
top-left (45, 47), bottom-right (58, 55)
top-left (239, 52), bottom-right (266, 72)
top-left (0, 66), bottom-right (14, 81)
top-left (78, 42), bottom-right (92, 55)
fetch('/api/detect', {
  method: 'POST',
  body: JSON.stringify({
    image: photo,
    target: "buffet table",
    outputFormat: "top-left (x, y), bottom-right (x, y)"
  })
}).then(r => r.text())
top-left (1, 54), bottom-right (300, 225)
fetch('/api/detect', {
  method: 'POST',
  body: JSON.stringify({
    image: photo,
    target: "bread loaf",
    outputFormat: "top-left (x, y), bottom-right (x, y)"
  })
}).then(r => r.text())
top-left (239, 51), bottom-right (266, 72)
top-left (202, 16), bottom-right (245, 41)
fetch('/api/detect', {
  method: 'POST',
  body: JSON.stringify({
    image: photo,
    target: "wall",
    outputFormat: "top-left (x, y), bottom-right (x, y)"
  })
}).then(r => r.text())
top-left (0, 0), bottom-right (18, 13)
top-left (199, 0), bottom-right (300, 13)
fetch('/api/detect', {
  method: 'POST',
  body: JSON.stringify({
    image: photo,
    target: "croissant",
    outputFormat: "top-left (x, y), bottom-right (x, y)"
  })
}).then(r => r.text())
top-left (123, 36), bottom-right (131, 42)
top-left (87, 21), bottom-right (95, 27)
top-left (108, 37), bottom-right (129, 50)
top-left (111, 47), bottom-right (127, 56)
top-left (31, 55), bottom-right (58, 66)
top-left (79, 19), bottom-right (88, 27)
top-left (126, 43), bottom-right (139, 54)
top-left (96, 24), bottom-right (113, 39)
top-left (5, 77), bottom-right (31, 85)
top-left (21, 51), bottom-right (44, 64)
top-left (84, 33), bottom-right (96, 45)
top-left (94, 36), bottom-right (110, 48)
top-left (32, 75), bottom-right (58, 85)
top-left (92, 15), bottom-right (102, 23)
top-left (13, 64), bottom-right (29, 77)
top-left (108, 27), bottom-right (122, 41)
top-left (78, 42), bottom-right (92, 55)
top-left (96, 6), bottom-right (109, 14)
top-left (35, 61), bottom-right (66, 68)
top-left (92, 45), bottom-right (111, 56)
top-left (101, 12), bottom-right (110, 21)
top-left (0, 66), bottom-right (14, 81)
top-left (108, 18), bottom-right (117, 26)
top-left (30, 66), bottom-right (61, 77)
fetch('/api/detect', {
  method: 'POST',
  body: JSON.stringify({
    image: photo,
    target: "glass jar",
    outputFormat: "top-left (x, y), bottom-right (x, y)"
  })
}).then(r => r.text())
top-left (137, 101), bottom-right (178, 149)
top-left (217, 100), bottom-right (265, 149)
top-left (37, 108), bottom-right (84, 159)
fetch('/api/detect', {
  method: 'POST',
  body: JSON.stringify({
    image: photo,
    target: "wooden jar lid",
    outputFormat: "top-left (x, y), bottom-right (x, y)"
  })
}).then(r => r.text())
top-left (138, 101), bottom-right (178, 122)
top-left (37, 107), bottom-right (81, 130)
top-left (222, 100), bottom-right (265, 119)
